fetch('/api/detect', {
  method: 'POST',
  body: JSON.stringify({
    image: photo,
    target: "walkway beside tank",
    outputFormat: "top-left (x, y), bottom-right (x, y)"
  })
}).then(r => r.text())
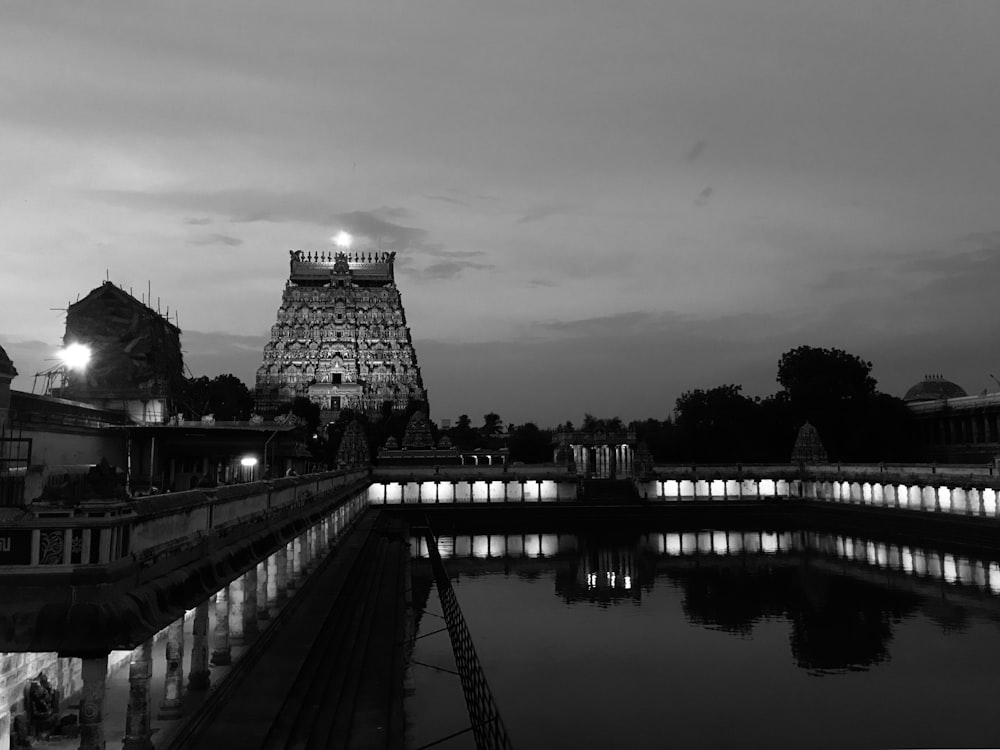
top-left (171, 509), bottom-right (408, 750)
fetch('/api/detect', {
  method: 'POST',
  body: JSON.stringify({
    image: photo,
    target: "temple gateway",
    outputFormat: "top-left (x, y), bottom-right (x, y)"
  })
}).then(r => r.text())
top-left (255, 249), bottom-right (427, 421)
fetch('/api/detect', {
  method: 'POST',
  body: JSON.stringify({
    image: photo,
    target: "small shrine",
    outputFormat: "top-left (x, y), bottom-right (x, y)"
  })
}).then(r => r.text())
top-left (791, 421), bottom-right (828, 464)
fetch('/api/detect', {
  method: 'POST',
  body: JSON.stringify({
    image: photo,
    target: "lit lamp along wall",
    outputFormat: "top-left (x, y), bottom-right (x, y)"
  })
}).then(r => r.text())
top-left (240, 455), bottom-right (258, 483)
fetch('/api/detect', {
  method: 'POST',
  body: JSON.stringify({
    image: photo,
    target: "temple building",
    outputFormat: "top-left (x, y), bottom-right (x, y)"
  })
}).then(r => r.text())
top-left (904, 374), bottom-right (1000, 463)
top-left (57, 282), bottom-right (185, 424)
top-left (255, 249), bottom-right (427, 421)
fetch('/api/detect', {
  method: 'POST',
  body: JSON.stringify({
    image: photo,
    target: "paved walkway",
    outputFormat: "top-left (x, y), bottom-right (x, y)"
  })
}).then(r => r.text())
top-left (175, 510), bottom-right (408, 750)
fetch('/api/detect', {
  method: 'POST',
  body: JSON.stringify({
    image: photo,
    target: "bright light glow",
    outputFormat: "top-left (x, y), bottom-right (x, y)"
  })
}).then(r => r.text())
top-left (332, 230), bottom-right (353, 249)
top-left (240, 456), bottom-right (258, 468)
top-left (58, 342), bottom-right (91, 371)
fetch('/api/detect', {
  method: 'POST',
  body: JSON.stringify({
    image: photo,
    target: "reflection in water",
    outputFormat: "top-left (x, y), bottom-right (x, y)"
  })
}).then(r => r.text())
top-left (407, 527), bottom-right (1000, 749)
top-left (410, 527), bottom-right (1000, 673)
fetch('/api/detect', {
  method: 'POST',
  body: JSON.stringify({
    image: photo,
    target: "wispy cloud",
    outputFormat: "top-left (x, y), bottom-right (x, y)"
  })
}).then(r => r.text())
top-left (187, 233), bottom-right (243, 247)
top-left (414, 259), bottom-right (494, 280)
top-left (516, 204), bottom-right (570, 224)
top-left (425, 194), bottom-right (466, 205)
top-left (334, 209), bottom-right (428, 250)
top-left (685, 140), bottom-right (708, 162)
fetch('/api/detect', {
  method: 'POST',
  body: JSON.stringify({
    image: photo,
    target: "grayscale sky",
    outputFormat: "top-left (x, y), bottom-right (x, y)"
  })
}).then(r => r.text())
top-left (3, 0), bottom-right (999, 426)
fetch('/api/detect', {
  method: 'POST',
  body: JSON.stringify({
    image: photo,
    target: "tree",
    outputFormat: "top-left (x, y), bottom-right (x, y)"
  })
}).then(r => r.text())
top-left (448, 414), bottom-right (478, 449)
top-left (481, 412), bottom-right (503, 437)
top-left (178, 374), bottom-right (254, 420)
top-left (508, 422), bottom-right (553, 463)
top-left (673, 385), bottom-right (763, 462)
top-left (581, 414), bottom-right (624, 432)
top-left (777, 346), bottom-right (877, 411)
top-left (775, 346), bottom-right (913, 462)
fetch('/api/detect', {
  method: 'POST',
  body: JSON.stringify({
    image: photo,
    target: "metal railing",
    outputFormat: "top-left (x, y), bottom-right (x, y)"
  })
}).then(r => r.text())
top-left (418, 523), bottom-right (514, 750)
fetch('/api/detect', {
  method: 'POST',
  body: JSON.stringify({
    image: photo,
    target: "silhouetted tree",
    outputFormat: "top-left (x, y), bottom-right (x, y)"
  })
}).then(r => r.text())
top-left (673, 385), bottom-right (763, 462)
top-left (178, 373), bottom-right (254, 420)
top-left (777, 346), bottom-right (877, 412)
top-left (481, 412), bottom-right (504, 437)
top-left (448, 414), bottom-right (479, 449)
top-left (776, 345), bottom-right (913, 461)
top-left (581, 414), bottom-right (624, 432)
top-left (508, 422), bottom-right (552, 463)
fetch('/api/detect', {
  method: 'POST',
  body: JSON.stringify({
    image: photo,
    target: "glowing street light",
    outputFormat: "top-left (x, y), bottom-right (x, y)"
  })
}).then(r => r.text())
top-left (332, 230), bottom-right (353, 249)
top-left (240, 456), bottom-right (258, 468)
top-left (58, 343), bottom-right (91, 371)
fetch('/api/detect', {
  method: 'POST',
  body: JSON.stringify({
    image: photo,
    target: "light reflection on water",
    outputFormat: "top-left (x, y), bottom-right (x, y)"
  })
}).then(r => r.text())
top-left (405, 528), bottom-right (1000, 750)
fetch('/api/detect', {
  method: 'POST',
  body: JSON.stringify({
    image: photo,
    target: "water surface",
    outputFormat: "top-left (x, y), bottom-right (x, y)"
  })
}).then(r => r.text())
top-left (405, 528), bottom-right (1000, 749)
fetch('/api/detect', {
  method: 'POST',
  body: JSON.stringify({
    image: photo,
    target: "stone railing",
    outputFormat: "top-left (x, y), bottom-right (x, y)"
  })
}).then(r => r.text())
top-left (0, 467), bottom-right (371, 571)
top-left (638, 463), bottom-right (1000, 520)
top-left (368, 467), bottom-right (579, 504)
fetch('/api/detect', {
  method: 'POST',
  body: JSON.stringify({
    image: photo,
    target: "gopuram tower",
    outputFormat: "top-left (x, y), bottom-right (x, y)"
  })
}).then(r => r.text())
top-left (255, 248), bottom-right (427, 421)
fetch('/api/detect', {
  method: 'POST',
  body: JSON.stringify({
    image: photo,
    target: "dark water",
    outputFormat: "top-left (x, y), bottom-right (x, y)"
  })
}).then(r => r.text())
top-left (405, 528), bottom-right (1000, 749)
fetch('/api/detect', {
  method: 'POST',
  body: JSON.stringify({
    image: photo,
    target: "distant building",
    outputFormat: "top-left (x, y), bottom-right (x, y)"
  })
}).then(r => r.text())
top-left (904, 375), bottom-right (1000, 463)
top-left (58, 282), bottom-right (184, 424)
top-left (255, 250), bottom-right (427, 422)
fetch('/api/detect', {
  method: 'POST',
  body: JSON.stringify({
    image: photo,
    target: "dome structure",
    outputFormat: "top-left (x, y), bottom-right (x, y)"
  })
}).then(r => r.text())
top-left (903, 374), bottom-right (967, 402)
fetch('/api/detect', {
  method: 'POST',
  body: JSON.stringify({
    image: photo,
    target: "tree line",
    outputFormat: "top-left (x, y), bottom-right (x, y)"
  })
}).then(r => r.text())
top-left (178, 345), bottom-right (918, 466)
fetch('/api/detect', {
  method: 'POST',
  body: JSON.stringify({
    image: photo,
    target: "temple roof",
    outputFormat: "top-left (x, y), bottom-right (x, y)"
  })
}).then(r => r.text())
top-left (903, 374), bottom-right (968, 402)
top-left (0, 343), bottom-right (16, 378)
top-left (289, 250), bottom-right (395, 285)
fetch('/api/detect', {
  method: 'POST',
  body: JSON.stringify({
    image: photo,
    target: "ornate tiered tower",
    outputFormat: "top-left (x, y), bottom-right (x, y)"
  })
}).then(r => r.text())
top-left (255, 249), bottom-right (427, 420)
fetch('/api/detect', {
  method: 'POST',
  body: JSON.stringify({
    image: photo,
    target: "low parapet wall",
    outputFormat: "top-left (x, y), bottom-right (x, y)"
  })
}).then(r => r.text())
top-left (0, 467), bottom-right (371, 571)
top-left (640, 464), bottom-right (1000, 521)
top-left (0, 469), bottom-right (372, 654)
top-left (367, 473), bottom-right (578, 504)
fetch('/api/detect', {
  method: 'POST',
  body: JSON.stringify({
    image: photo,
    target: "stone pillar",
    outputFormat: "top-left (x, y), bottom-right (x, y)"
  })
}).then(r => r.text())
top-left (285, 542), bottom-right (297, 592)
top-left (256, 560), bottom-right (270, 620)
top-left (158, 617), bottom-right (185, 719)
top-left (228, 576), bottom-right (246, 646)
top-left (297, 536), bottom-right (308, 582)
top-left (243, 567), bottom-right (259, 639)
top-left (188, 600), bottom-right (211, 689)
top-left (122, 640), bottom-right (154, 750)
top-left (79, 652), bottom-right (109, 750)
top-left (211, 588), bottom-right (231, 666)
top-left (274, 547), bottom-right (288, 603)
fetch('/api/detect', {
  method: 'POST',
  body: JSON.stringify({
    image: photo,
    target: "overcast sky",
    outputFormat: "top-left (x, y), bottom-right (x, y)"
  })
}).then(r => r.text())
top-left (3, 1), bottom-right (999, 426)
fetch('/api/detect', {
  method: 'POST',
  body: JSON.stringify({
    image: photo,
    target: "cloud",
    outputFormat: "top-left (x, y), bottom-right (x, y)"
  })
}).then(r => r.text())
top-left (685, 140), bottom-right (708, 162)
top-left (420, 247), bottom-right (486, 259)
top-left (183, 217), bottom-right (212, 225)
top-left (695, 187), bottom-right (714, 207)
top-left (1, 337), bottom-right (62, 391)
top-left (425, 194), bottom-right (466, 205)
top-left (334, 210), bottom-right (429, 251)
top-left (516, 204), bottom-right (570, 224)
top-left (94, 188), bottom-right (340, 225)
top-left (187, 233), bottom-right (243, 247)
top-left (414, 259), bottom-right (494, 280)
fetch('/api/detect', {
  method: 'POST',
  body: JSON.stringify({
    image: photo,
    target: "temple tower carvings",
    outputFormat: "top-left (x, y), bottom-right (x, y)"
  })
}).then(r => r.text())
top-left (255, 249), bottom-right (427, 420)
